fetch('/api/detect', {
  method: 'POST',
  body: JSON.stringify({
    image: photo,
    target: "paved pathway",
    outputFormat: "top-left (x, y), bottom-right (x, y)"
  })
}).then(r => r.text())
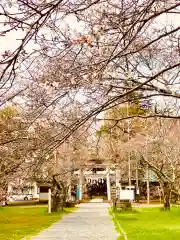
top-left (31, 202), bottom-right (118, 240)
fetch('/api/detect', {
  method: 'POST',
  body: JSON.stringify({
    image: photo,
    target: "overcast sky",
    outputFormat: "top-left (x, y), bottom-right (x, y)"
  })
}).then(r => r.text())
top-left (0, 6), bottom-right (179, 55)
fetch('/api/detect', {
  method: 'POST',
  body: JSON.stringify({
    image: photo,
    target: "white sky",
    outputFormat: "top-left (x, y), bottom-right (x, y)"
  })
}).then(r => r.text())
top-left (0, 14), bottom-right (84, 56)
top-left (0, 5), bottom-right (179, 54)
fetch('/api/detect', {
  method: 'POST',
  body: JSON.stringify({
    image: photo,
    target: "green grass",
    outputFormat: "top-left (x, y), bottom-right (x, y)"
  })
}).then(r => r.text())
top-left (0, 205), bottom-right (75, 240)
top-left (112, 207), bottom-right (180, 240)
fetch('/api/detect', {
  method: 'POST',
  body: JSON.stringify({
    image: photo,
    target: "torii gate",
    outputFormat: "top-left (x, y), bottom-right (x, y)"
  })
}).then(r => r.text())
top-left (76, 163), bottom-right (121, 201)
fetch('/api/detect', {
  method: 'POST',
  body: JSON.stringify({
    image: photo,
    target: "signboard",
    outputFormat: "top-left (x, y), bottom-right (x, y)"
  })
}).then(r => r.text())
top-left (119, 190), bottom-right (135, 201)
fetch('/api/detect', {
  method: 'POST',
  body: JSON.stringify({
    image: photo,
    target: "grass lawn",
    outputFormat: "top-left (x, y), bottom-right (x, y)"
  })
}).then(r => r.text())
top-left (112, 207), bottom-right (180, 240)
top-left (0, 205), bottom-right (75, 240)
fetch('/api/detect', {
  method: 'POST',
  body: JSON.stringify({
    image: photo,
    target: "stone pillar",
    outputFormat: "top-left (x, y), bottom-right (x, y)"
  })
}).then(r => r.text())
top-left (115, 169), bottom-right (121, 188)
top-left (106, 167), bottom-right (111, 201)
top-left (32, 182), bottom-right (39, 199)
top-left (115, 169), bottom-right (121, 201)
top-left (48, 188), bottom-right (51, 214)
top-left (7, 183), bottom-right (13, 194)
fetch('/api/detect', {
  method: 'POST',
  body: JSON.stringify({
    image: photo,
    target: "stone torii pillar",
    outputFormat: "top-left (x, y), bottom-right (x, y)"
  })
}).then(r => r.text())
top-left (116, 169), bottom-right (121, 188)
top-left (106, 167), bottom-right (111, 201)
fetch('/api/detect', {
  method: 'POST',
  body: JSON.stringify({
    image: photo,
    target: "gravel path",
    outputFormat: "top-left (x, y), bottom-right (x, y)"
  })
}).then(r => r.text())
top-left (31, 202), bottom-right (118, 240)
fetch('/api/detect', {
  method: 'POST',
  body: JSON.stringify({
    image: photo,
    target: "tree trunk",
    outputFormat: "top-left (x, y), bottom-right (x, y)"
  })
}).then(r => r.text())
top-left (51, 195), bottom-right (61, 212)
top-left (163, 182), bottom-right (171, 210)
